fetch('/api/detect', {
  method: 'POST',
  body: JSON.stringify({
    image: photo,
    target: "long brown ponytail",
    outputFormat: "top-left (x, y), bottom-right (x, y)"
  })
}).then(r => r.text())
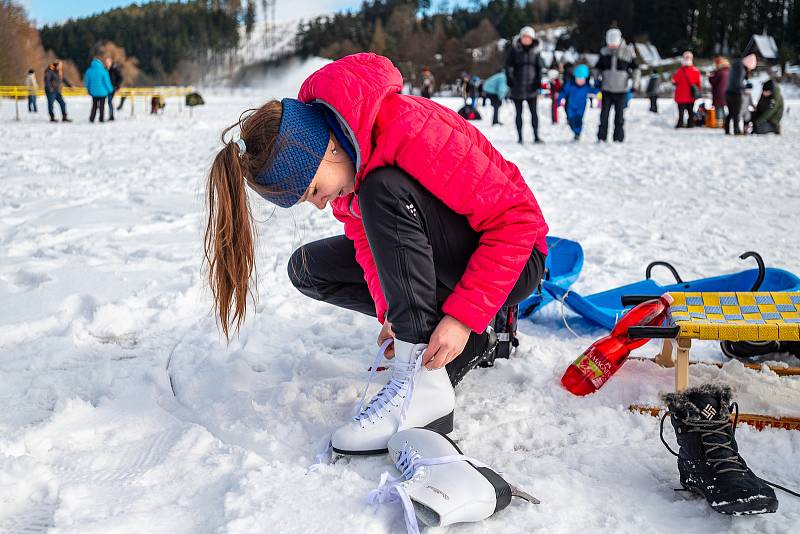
top-left (204, 100), bottom-right (283, 340)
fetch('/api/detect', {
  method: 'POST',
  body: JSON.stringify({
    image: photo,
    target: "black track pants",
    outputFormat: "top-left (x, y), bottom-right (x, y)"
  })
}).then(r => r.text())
top-left (676, 102), bottom-right (695, 127)
top-left (513, 97), bottom-right (540, 142)
top-left (90, 97), bottom-right (106, 122)
top-left (288, 166), bottom-right (545, 343)
top-left (725, 93), bottom-right (743, 135)
top-left (598, 91), bottom-right (627, 142)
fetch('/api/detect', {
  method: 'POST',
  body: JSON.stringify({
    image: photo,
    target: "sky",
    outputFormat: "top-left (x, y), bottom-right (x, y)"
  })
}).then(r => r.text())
top-left (19, 0), bottom-right (405, 27)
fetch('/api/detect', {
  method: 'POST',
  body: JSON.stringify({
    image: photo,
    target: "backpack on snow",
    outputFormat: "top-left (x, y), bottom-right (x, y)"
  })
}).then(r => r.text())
top-left (479, 304), bottom-right (520, 368)
top-left (457, 105), bottom-right (482, 120)
top-left (185, 92), bottom-right (205, 107)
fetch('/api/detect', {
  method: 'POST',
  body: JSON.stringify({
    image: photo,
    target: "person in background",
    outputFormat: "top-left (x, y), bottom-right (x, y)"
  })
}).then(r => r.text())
top-left (505, 25), bottom-right (546, 144)
top-left (708, 56), bottom-right (730, 123)
top-left (105, 58), bottom-right (123, 120)
top-left (151, 94), bottom-right (166, 114)
top-left (549, 68), bottom-right (562, 124)
top-left (749, 79), bottom-right (783, 135)
top-left (562, 62), bottom-right (575, 86)
top-left (595, 27), bottom-right (638, 142)
top-left (24, 68), bottom-right (38, 113)
top-left (420, 66), bottom-right (435, 99)
top-left (458, 72), bottom-right (472, 107)
top-left (672, 51), bottom-right (702, 128)
top-left (646, 73), bottom-right (659, 113)
top-left (84, 51), bottom-right (114, 123)
top-left (559, 64), bottom-right (599, 141)
top-left (725, 53), bottom-right (757, 135)
top-left (692, 102), bottom-right (708, 127)
top-left (467, 75), bottom-right (481, 109)
top-left (482, 70), bottom-right (508, 125)
top-left (44, 61), bottom-right (72, 123)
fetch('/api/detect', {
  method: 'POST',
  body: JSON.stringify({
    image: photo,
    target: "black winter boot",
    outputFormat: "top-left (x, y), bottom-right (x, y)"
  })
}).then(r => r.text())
top-left (661, 384), bottom-right (778, 515)
top-left (445, 329), bottom-right (497, 388)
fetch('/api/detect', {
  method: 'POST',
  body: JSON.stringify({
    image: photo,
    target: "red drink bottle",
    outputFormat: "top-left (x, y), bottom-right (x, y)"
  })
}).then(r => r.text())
top-left (561, 293), bottom-right (674, 396)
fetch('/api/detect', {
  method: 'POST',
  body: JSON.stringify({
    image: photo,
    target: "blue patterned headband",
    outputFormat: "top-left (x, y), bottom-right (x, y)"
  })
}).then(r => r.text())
top-left (253, 98), bottom-right (329, 208)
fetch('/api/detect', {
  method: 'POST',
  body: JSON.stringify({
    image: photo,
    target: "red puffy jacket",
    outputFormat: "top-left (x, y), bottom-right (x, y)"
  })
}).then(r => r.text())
top-left (298, 53), bottom-right (549, 333)
top-left (672, 66), bottom-right (702, 104)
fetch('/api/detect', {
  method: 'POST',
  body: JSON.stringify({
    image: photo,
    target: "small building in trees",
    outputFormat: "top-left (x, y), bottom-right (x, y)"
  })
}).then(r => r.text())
top-left (743, 33), bottom-right (779, 64)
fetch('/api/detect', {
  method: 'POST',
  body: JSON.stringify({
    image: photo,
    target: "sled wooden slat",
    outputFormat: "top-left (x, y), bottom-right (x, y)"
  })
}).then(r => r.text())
top-left (629, 404), bottom-right (800, 431)
top-left (630, 356), bottom-right (800, 376)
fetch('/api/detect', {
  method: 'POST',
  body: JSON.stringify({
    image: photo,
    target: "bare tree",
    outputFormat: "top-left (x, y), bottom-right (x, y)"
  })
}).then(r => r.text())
top-left (99, 41), bottom-right (141, 86)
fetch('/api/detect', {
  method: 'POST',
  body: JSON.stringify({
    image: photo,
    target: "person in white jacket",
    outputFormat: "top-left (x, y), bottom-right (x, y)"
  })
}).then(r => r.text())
top-left (24, 69), bottom-right (38, 113)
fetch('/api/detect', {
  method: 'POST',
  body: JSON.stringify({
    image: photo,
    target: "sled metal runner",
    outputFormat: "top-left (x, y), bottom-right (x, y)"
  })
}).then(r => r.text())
top-left (630, 356), bottom-right (800, 376)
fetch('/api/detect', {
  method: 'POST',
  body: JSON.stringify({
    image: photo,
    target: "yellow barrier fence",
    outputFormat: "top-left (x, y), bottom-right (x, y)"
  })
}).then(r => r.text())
top-left (0, 85), bottom-right (195, 120)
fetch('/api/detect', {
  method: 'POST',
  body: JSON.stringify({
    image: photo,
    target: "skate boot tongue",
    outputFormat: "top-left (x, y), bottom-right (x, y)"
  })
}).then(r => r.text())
top-left (393, 339), bottom-right (425, 364)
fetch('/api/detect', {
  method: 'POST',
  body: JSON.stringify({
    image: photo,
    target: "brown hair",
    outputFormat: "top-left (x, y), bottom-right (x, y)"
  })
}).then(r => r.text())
top-left (204, 99), bottom-right (283, 340)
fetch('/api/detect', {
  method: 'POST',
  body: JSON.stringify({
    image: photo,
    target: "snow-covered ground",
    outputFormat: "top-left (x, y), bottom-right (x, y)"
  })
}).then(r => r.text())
top-left (1, 75), bottom-right (799, 533)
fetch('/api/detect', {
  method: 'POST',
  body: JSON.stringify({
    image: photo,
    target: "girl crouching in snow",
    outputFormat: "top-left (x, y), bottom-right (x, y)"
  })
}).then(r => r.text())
top-left (204, 53), bottom-right (549, 455)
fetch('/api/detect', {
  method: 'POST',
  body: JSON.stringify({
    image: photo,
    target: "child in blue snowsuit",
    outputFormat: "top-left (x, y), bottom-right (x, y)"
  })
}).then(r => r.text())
top-left (559, 64), bottom-right (599, 140)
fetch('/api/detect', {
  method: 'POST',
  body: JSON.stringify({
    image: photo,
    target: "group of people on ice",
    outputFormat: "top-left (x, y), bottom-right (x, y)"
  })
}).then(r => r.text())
top-left (669, 50), bottom-right (783, 134)
top-left (443, 26), bottom-right (641, 143)
top-left (21, 46), bottom-right (169, 123)
top-left (422, 24), bottom-right (784, 143)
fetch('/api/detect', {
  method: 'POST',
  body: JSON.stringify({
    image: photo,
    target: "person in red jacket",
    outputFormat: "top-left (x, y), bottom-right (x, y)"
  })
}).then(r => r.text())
top-left (203, 53), bottom-right (549, 456)
top-left (672, 51), bottom-right (702, 128)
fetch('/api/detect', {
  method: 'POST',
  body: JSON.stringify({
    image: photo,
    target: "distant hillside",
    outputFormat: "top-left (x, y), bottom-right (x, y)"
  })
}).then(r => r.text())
top-left (39, 1), bottom-right (239, 83)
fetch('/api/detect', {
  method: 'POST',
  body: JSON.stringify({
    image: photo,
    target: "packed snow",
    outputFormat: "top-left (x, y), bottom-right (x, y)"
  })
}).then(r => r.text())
top-left (1, 61), bottom-right (799, 533)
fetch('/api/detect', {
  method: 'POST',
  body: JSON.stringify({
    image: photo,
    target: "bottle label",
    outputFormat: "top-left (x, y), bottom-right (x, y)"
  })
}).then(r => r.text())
top-left (574, 347), bottom-right (613, 389)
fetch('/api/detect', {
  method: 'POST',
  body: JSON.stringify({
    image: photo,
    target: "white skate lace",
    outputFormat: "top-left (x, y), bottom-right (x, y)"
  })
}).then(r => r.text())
top-left (353, 339), bottom-right (423, 426)
top-left (367, 441), bottom-right (496, 534)
top-left (307, 339), bottom-right (420, 472)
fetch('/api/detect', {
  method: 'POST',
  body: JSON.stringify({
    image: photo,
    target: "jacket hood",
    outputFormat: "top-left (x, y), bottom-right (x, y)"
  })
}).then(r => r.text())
top-left (511, 36), bottom-right (541, 52)
top-left (298, 53), bottom-right (403, 179)
top-left (600, 41), bottom-right (635, 61)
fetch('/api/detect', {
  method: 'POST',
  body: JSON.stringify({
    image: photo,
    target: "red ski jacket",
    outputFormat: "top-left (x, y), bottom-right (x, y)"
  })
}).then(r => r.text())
top-left (298, 53), bottom-right (549, 333)
top-left (672, 66), bottom-right (702, 104)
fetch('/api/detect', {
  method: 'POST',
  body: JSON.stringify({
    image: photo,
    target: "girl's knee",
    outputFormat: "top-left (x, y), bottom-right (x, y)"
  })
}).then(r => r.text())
top-left (287, 246), bottom-right (307, 289)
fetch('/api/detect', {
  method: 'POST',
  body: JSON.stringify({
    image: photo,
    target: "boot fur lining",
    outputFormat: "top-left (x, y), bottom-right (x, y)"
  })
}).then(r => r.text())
top-left (662, 383), bottom-right (733, 419)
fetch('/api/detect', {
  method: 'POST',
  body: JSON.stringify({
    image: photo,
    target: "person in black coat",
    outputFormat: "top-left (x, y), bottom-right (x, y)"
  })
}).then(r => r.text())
top-left (43, 61), bottom-right (72, 122)
top-left (105, 58), bottom-right (124, 120)
top-left (505, 26), bottom-right (546, 144)
top-left (595, 28), bottom-right (638, 142)
top-left (724, 53), bottom-right (757, 135)
top-left (646, 73), bottom-right (659, 113)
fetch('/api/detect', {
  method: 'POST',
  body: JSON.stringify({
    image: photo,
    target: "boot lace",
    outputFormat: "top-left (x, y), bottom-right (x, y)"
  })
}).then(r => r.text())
top-left (307, 340), bottom-right (421, 472)
top-left (367, 440), bottom-right (497, 534)
top-left (660, 402), bottom-right (800, 498)
top-left (353, 340), bottom-right (423, 426)
top-left (660, 402), bottom-right (746, 475)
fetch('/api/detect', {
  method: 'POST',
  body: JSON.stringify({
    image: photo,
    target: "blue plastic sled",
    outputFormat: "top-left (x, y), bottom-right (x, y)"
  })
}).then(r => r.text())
top-left (518, 236), bottom-right (584, 318)
top-left (543, 252), bottom-right (800, 330)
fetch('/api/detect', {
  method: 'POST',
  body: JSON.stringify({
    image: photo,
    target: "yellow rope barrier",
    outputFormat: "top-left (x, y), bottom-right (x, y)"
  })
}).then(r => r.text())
top-left (1, 86), bottom-right (196, 121)
top-left (0, 86), bottom-right (194, 98)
